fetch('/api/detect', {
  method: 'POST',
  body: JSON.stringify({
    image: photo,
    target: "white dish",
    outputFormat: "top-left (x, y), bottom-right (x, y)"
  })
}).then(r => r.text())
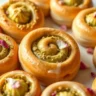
top-left (0, 0), bottom-right (96, 88)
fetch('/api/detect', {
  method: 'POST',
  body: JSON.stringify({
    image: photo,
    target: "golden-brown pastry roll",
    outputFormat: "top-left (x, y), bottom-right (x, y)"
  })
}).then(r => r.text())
top-left (0, 0), bottom-right (44, 43)
top-left (0, 71), bottom-right (41, 96)
top-left (50, 0), bottom-right (91, 27)
top-left (72, 8), bottom-right (96, 47)
top-left (19, 28), bottom-right (80, 86)
top-left (30, 0), bottom-right (50, 16)
top-left (0, 33), bottom-right (18, 75)
top-left (41, 81), bottom-right (91, 96)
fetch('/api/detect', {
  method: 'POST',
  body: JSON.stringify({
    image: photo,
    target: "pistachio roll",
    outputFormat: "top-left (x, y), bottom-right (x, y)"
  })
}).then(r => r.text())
top-left (72, 8), bottom-right (96, 47)
top-left (0, 0), bottom-right (44, 43)
top-left (41, 81), bottom-right (91, 96)
top-left (0, 33), bottom-right (18, 74)
top-left (50, 0), bottom-right (91, 27)
top-left (0, 71), bottom-right (41, 96)
top-left (19, 28), bottom-right (80, 86)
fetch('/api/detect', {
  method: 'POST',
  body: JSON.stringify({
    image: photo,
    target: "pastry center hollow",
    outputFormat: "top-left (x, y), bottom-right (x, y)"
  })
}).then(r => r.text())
top-left (32, 35), bottom-right (71, 63)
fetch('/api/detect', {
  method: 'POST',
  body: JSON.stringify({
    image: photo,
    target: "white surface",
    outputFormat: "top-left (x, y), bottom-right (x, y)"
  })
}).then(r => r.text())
top-left (0, 0), bottom-right (96, 88)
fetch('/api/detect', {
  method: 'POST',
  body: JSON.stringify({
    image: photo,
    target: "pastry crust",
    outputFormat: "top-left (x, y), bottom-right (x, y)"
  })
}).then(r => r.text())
top-left (50, 0), bottom-right (91, 27)
top-left (93, 47), bottom-right (96, 67)
top-left (41, 81), bottom-right (91, 96)
top-left (0, 33), bottom-right (18, 75)
top-left (19, 28), bottom-right (80, 86)
top-left (0, 27), bottom-right (3, 33)
top-left (30, 0), bottom-right (50, 16)
top-left (0, 70), bottom-right (41, 96)
top-left (0, 0), bottom-right (44, 43)
top-left (92, 78), bottom-right (96, 92)
top-left (72, 8), bottom-right (96, 47)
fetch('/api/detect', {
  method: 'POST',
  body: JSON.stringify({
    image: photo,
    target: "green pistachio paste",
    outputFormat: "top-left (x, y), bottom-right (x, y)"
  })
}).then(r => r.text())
top-left (0, 40), bottom-right (9, 60)
top-left (1, 76), bottom-right (31, 96)
top-left (86, 12), bottom-right (96, 26)
top-left (61, 0), bottom-right (83, 6)
top-left (32, 35), bottom-right (71, 63)
top-left (6, 4), bottom-right (32, 24)
top-left (51, 87), bottom-right (81, 96)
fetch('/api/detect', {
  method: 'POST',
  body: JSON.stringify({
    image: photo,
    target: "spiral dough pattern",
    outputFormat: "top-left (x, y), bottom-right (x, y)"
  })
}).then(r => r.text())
top-left (32, 35), bottom-right (70, 63)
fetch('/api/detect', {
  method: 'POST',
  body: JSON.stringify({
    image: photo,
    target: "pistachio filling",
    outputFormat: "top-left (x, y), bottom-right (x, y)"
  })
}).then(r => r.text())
top-left (59, 0), bottom-right (83, 6)
top-left (1, 76), bottom-right (31, 96)
top-left (6, 4), bottom-right (32, 24)
top-left (85, 12), bottom-right (96, 26)
top-left (0, 40), bottom-right (10, 60)
top-left (32, 35), bottom-right (71, 63)
top-left (51, 87), bottom-right (81, 96)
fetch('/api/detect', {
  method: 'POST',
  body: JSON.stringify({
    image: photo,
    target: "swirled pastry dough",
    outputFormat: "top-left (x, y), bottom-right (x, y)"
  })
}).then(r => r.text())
top-left (0, 0), bottom-right (44, 43)
top-left (0, 71), bottom-right (41, 96)
top-left (72, 8), bottom-right (96, 47)
top-left (19, 28), bottom-right (80, 86)
top-left (41, 81), bottom-right (91, 96)
top-left (0, 33), bottom-right (18, 75)
top-left (50, 0), bottom-right (91, 27)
